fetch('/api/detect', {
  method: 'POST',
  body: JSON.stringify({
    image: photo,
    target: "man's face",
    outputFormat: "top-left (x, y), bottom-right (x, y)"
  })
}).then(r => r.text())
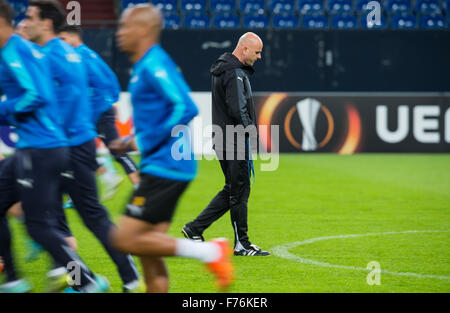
top-left (243, 40), bottom-right (263, 67)
top-left (24, 6), bottom-right (45, 43)
top-left (116, 10), bottom-right (141, 54)
top-left (59, 31), bottom-right (77, 47)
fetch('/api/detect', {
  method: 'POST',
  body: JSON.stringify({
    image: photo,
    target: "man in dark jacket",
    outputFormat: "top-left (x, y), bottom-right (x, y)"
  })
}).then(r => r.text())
top-left (182, 32), bottom-right (270, 256)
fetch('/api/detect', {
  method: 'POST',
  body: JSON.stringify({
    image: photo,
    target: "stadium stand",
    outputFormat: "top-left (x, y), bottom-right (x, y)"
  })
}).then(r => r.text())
top-left (5, 0), bottom-right (450, 29)
top-left (213, 12), bottom-right (241, 27)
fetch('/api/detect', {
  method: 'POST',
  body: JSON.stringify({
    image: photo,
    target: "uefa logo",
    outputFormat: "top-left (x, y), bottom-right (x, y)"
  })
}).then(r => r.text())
top-left (284, 98), bottom-right (334, 151)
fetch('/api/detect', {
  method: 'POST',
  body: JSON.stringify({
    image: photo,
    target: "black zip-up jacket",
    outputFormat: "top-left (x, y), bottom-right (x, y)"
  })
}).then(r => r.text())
top-left (210, 52), bottom-right (257, 154)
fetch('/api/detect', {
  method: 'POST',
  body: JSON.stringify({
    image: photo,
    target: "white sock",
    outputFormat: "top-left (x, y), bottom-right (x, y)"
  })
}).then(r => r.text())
top-left (175, 239), bottom-right (221, 263)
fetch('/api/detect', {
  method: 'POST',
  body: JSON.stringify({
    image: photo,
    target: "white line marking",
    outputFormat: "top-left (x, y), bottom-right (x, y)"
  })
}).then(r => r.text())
top-left (272, 230), bottom-right (450, 280)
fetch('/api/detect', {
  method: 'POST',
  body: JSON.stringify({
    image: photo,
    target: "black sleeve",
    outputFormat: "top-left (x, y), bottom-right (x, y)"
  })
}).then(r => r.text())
top-left (224, 69), bottom-right (252, 127)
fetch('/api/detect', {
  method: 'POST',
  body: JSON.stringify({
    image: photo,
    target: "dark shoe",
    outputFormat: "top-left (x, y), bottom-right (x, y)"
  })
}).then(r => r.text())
top-left (181, 225), bottom-right (205, 242)
top-left (234, 243), bottom-right (271, 256)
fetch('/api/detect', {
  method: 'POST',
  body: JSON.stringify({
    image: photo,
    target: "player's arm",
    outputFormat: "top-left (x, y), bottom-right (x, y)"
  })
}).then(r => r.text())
top-left (109, 135), bottom-right (137, 155)
top-left (224, 70), bottom-right (252, 127)
top-left (0, 47), bottom-right (43, 118)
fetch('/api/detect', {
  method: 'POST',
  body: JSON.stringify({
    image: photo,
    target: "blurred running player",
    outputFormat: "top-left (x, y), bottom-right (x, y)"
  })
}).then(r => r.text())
top-left (58, 24), bottom-right (140, 199)
top-left (0, 0), bottom-right (105, 293)
top-left (24, 0), bottom-right (142, 292)
top-left (110, 4), bottom-right (234, 292)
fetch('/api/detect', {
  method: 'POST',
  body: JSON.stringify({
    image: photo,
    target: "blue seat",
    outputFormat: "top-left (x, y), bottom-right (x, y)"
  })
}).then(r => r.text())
top-left (356, 0), bottom-right (381, 13)
top-left (359, 13), bottom-right (387, 28)
top-left (327, 0), bottom-right (353, 13)
top-left (331, 14), bottom-right (358, 29)
top-left (213, 13), bottom-right (240, 28)
top-left (7, 0), bottom-right (28, 15)
top-left (122, 0), bottom-right (148, 10)
top-left (390, 13), bottom-right (417, 28)
top-left (181, 0), bottom-right (207, 12)
top-left (298, 0), bottom-right (324, 14)
top-left (210, 0), bottom-right (236, 12)
top-left (183, 12), bottom-right (210, 28)
top-left (272, 13), bottom-right (299, 27)
top-left (242, 13), bottom-right (270, 28)
top-left (240, 0), bottom-right (266, 14)
top-left (301, 14), bottom-right (329, 28)
top-left (163, 13), bottom-right (181, 29)
top-left (385, 0), bottom-right (411, 13)
top-left (415, 0), bottom-right (441, 14)
top-left (444, 0), bottom-right (450, 12)
top-left (151, 0), bottom-right (177, 12)
top-left (419, 13), bottom-right (447, 28)
top-left (269, 0), bottom-right (296, 13)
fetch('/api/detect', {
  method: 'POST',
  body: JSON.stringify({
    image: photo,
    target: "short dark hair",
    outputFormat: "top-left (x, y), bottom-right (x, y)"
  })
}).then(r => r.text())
top-left (0, 0), bottom-right (14, 26)
top-left (29, 0), bottom-right (65, 32)
top-left (58, 24), bottom-right (82, 37)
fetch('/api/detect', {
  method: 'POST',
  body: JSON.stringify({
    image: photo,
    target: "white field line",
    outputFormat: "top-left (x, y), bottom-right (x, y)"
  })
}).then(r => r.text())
top-left (272, 230), bottom-right (450, 280)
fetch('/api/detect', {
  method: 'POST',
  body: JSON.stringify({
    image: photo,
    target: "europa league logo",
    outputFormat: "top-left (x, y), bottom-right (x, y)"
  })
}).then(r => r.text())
top-left (284, 98), bottom-right (334, 151)
top-left (297, 98), bottom-right (321, 151)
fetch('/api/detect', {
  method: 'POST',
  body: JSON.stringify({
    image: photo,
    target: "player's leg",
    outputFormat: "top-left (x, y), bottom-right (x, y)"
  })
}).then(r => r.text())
top-left (182, 159), bottom-right (231, 240)
top-left (65, 140), bottom-right (141, 288)
top-left (110, 173), bottom-right (234, 291)
top-left (16, 147), bottom-right (104, 292)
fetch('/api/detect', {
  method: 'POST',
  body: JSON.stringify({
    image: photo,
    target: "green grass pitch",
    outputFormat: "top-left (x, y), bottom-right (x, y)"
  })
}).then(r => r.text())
top-left (3, 154), bottom-right (450, 293)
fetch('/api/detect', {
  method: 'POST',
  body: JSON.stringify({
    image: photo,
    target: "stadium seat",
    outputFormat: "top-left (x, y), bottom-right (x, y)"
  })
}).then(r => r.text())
top-left (213, 13), bottom-right (240, 28)
top-left (180, 0), bottom-right (207, 12)
top-left (272, 13), bottom-right (300, 27)
top-left (415, 0), bottom-right (441, 14)
top-left (269, 0), bottom-right (296, 13)
top-left (163, 13), bottom-right (181, 28)
top-left (301, 14), bottom-right (329, 28)
top-left (240, 0), bottom-right (266, 14)
top-left (7, 0), bottom-right (28, 15)
top-left (298, 0), bottom-right (324, 14)
top-left (419, 13), bottom-right (447, 28)
top-left (444, 0), bottom-right (450, 12)
top-left (356, 0), bottom-right (380, 13)
top-left (151, 0), bottom-right (178, 12)
top-left (242, 13), bottom-right (270, 28)
top-left (210, 0), bottom-right (236, 12)
top-left (331, 14), bottom-right (358, 29)
top-left (385, 0), bottom-right (411, 13)
top-left (389, 13), bottom-right (417, 28)
top-left (183, 12), bottom-right (210, 28)
top-left (327, 0), bottom-right (354, 13)
top-left (122, 0), bottom-right (148, 10)
top-left (359, 13), bottom-right (387, 28)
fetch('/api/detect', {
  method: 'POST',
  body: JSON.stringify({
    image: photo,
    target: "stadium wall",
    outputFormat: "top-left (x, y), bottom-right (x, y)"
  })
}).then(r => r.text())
top-left (1, 92), bottom-right (449, 154)
top-left (81, 29), bottom-right (450, 92)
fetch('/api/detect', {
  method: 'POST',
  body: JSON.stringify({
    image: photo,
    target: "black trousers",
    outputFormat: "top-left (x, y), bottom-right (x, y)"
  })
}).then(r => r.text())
top-left (57, 140), bottom-right (139, 284)
top-left (186, 156), bottom-right (252, 249)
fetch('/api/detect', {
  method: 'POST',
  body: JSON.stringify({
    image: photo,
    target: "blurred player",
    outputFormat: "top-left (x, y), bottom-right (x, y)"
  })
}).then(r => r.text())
top-left (24, 0), bottom-right (142, 292)
top-left (0, 154), bottom-right (32, 292)
top-left (58, 24), bottom-right (140, 200)
top-left (110, 4), bottom-right (234, 292)
top-left (0, 0), bottom-right (105, 293)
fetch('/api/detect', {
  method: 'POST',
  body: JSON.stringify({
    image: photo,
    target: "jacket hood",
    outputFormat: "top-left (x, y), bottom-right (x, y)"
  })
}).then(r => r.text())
top-left (210, 52), bottom-right (255, 76)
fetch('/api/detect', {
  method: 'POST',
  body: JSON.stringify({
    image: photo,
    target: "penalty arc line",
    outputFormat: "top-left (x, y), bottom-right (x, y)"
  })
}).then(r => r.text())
top-left (271, 229), bottom-right (450, 280)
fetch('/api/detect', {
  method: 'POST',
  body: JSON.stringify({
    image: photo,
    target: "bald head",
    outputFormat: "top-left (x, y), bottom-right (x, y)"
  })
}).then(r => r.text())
top-left (116, 4), bottom-right (162, 60)
top-left (124, 4), bottom-right (162, 33)
top-left (233, 32), bottom-right (263, 67)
